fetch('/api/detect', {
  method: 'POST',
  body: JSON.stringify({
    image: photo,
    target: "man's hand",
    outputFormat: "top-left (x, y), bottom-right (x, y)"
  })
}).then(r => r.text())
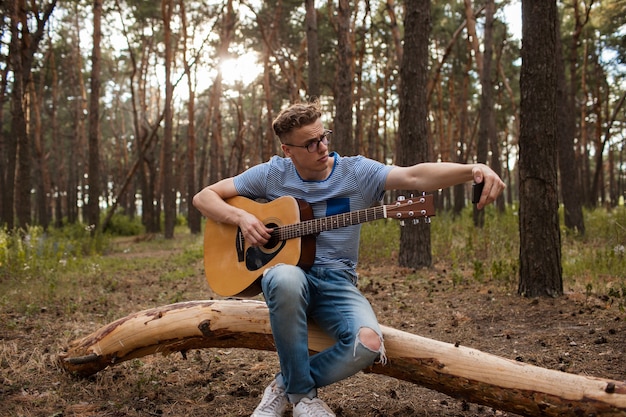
top-left (237, 211), bottom-right (273, 246)
top-left (472, 165), bottom-right (506, 209)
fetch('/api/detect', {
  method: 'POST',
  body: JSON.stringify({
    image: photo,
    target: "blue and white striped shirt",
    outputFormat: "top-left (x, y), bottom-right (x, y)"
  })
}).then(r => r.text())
top-left (233, 152), bottom-right (393, 273)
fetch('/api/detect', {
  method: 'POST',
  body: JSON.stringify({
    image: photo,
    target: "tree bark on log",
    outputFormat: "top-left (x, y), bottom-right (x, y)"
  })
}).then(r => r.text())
top-left (57, 299), bottom-right (626, 417)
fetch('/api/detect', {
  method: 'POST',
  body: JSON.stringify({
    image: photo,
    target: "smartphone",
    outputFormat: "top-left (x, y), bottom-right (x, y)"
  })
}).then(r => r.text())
top-left (472, 182), bottom-right (484, 204)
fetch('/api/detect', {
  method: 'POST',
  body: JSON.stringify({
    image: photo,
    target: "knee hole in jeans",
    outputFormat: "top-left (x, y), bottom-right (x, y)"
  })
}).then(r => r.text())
top-left (358, 327), bottom-right (381, 351)
top-left (356, 327), bottom-right (387, 365)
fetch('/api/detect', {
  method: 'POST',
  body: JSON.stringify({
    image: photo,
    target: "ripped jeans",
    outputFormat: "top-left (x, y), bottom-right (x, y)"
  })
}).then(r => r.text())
top-left (261, 264), bottom-right (386, 403)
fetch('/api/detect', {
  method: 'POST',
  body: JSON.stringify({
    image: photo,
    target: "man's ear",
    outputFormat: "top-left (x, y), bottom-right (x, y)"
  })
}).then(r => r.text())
top-left (281, 144), bottom-right (291, 157)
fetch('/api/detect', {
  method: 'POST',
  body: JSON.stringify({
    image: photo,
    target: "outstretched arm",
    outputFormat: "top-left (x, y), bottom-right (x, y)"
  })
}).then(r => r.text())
top-left (385, 162), bottom-right (505, 210)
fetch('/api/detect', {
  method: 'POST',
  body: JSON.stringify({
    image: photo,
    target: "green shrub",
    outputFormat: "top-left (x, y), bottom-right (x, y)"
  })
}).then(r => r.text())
top-left (0, 224), bottom-right (110, 314)
top-left (104, 213), bottom-right (145, 236)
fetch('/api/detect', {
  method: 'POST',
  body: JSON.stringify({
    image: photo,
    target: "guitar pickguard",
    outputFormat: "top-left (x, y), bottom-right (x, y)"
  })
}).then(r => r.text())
top-left (245, 242), bottom-right (287, 271)
top-left (236, 222), bottom-right (287, 271)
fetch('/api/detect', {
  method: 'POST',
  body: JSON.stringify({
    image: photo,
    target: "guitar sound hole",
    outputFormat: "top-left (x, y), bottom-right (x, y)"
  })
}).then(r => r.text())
top-left (264, 223), bottom-right (280, 249)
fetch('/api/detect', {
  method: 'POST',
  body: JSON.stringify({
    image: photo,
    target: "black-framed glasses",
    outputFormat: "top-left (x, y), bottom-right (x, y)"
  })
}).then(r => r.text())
top-left (284, 129), bottom-right (332, 153)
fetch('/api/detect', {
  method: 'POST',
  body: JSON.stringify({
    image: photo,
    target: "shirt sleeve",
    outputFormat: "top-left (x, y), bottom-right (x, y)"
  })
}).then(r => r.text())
top-left (353, 157), bottom-right (393, 204)
top-left (232, 161), bottom-right (271, 199)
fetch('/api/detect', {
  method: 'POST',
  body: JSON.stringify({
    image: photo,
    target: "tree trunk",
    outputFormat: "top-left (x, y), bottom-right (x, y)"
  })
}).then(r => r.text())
top-left (518, 0), bottom-right (563, 297)
top-left (353, 5), bottom-right (370, 156)
top-left (72, 10), bottom-right (89, 225)
top-left (473, 0), bottom-right (494, 228)
top-left (618, 146), bottom-right (625, 203)
top-left (304, 0), bottom-right (320, 99)
top-left (161, 0), bottom-right (175, 239)
top-left (558, 1), bottom-right (587, 232)
top-left (463, 0), bottom-right (483, 76)
top-left (228, 95), bottom-right (246, 176)
top-left (249, 2), bottom-right (281, 162)
top-left (0, 21), bottom-right (9, 227)
top-left (87, 0), bottom-right (102, 232)
top-left (32, 52), bottom-right (51, 230)
top-left (10, 0), bottom-right (32, 230)
top-left (333, 0), bottom-right (355, 156)
top-left (117, 13), bottom-right (160, 233)
top-left (561, 0), bottom-right (593, 211)
top-left (57, 299), bottom-right (626, 417)
top-left (591, 91), bottom-right (626, 206)
top-left (7, 0), bottom-right (57, 229)
top-left (179, 0), bottom-right (201, 235)
top-left (497, 38), bottom-right (519, 207)
top-left (385, 0), bottom-right (403, 65)
top-left (453, 47), bottom-right (473, 217)
top-left (208, 2), bottom-right (234, 183)
top-left (397, 0), bottom-right (432, 268)
top-left (261, 46), bottom-right (276, 162)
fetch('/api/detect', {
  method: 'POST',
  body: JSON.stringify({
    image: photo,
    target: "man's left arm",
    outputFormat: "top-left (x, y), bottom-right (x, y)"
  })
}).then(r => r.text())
top-left (385, 162), bottom-right (505, 209)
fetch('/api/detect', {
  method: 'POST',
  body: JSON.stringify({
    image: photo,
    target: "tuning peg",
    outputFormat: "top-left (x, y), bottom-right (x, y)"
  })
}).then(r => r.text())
top-left (400, 220), bottom-right (406, 227)
top-left (412, 219), bottom-right (420, 225)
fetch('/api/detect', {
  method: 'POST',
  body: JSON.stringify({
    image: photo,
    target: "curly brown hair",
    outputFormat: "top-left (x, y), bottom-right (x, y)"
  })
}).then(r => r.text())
top-left (272, 100), bottom-right (322, 142)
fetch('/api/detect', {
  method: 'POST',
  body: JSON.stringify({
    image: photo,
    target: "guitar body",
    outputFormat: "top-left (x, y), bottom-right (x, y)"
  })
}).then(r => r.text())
top-left (203, 193), bottom-right (435, 297)
top-left (203, 196), bottom-right (316, 297)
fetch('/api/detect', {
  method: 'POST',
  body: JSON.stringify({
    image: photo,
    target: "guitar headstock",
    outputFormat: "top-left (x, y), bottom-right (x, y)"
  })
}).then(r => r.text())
top-left (385, 194), bottom-right (436, 224)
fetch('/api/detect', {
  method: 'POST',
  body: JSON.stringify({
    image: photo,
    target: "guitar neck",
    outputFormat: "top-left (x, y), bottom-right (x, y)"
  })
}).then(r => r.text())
top-left (273, 205), bottom-right (388, 240)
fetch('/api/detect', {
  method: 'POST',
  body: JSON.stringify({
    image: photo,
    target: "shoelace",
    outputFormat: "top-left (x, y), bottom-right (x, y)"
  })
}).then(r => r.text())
top-left (258, 386), bottom-right (285, 412)
top-left (297, 399), bottom-right (334, 417)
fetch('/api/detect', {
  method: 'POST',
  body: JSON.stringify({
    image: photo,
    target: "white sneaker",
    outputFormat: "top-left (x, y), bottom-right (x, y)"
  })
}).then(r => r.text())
top-left (251, 379), bottom-right (289, 417)
top-left (292, 397), bottom-right (335, 417)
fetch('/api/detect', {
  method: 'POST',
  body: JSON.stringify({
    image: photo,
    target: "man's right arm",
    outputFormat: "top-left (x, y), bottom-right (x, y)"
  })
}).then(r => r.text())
top-left (192, 178), bottom-right (272, 246)
top-left (192, 178), bottom-right (240, 222)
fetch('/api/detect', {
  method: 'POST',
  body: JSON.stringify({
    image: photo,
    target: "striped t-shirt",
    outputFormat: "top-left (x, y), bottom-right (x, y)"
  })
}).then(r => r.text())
top-left (233, 152), bottom-right (393, 273)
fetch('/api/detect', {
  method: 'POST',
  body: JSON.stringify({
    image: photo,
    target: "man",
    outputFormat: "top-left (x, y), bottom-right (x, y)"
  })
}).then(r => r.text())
top-left (193, 101), bottom-right (505, 417)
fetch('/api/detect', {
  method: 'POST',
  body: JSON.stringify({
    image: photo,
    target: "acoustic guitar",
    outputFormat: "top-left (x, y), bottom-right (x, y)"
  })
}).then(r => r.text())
top-left (203, 194), bottom-right (435, 297)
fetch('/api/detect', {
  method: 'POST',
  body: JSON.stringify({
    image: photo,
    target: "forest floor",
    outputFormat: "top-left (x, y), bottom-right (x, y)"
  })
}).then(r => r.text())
top-left (1, 234), bottom-right (625, 417)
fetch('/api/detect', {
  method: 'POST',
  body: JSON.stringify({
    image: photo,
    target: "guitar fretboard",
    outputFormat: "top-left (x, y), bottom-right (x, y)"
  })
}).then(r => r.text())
top-left (272, 205), bottom-right (387, 241)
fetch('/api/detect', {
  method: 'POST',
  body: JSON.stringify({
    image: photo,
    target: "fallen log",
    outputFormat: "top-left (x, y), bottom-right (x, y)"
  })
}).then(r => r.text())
top-left (57, 299), bottom-right (626, 417)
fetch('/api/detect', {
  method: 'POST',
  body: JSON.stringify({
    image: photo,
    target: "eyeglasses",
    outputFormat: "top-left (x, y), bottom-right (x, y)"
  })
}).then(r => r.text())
top-left (284, 130), bottom-right (332, 153)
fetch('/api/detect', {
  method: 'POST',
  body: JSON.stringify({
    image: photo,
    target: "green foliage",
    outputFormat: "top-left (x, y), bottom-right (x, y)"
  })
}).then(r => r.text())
top-left (0, 224), bottom-right (110, 315)
top-left (0, 223), bottom-right (205, 316)
top-left (104, 213), bottom-right (145, 236)
top-left (0, 225), bottom-right (106, 279)
top-left (429, 205), bottom-right (520, 288)
top-left (360, 204), bottom-right (625, 298)
top-left (562, 206), bottom-right (626, 296)
top-left (359, 219), bottom-right (400, 264)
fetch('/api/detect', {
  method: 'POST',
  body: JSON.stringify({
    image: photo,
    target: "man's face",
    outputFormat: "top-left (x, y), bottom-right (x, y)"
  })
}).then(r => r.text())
top-left (281, 119), bottom-right (332, 181)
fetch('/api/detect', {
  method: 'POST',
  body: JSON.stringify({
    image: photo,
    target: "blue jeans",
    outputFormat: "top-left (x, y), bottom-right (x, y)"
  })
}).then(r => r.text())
top-left (261, 264), bottom-right (386, 403)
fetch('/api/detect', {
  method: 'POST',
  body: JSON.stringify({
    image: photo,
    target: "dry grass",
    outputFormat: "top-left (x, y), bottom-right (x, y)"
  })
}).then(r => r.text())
top-left (1, 207), bottom-right (625, 416)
